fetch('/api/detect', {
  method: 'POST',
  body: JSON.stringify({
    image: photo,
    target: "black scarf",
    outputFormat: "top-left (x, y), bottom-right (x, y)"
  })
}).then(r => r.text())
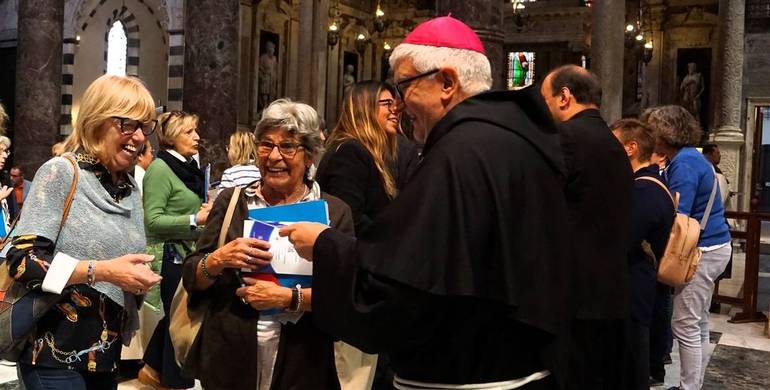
top-left (74, 151), bottom-right (134, 202)
top-left (156, 150), bottom-right (205, 200)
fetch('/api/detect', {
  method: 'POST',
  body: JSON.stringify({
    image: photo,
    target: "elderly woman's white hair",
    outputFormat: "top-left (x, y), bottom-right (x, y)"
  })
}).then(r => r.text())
top-left (255, 98), bottom-right (324, 157)
top-left (389, 43), bottom-right (492, 96)
top-left (0, 135), bottom-right (10, 149)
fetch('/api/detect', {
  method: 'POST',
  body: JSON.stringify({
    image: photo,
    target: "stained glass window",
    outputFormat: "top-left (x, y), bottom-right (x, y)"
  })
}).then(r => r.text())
top-left (106, 21), bottom-right (127, 76)
top-left (507, 52), bottom-right (535, 90)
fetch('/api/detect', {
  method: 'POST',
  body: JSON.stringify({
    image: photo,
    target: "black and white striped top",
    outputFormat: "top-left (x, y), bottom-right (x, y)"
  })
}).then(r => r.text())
top-left (219, 163), bottom-right (261, 189)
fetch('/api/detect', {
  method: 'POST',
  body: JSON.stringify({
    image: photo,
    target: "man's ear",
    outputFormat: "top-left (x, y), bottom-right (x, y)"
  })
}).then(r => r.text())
top-left (559, 87), bottom-right (571, 110)
top-left (437, 67), bottom-right (460, 103)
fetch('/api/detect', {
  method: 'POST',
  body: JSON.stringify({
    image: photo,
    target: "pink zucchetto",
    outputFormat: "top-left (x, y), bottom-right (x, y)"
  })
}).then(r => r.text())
top-left (402, 14), bottom-right (485, 55)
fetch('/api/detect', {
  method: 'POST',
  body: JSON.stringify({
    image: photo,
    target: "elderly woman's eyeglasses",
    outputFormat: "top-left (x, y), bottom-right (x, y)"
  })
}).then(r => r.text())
top-left (257, 141), bottom-right (304, 158)
top-left (112, 117), bottom-right (158, 136)
top-left (394, 68), bottom-right (439, 101)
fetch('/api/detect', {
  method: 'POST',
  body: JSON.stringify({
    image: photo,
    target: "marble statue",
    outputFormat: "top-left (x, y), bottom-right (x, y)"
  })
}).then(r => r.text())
top-left (680, 62), bottom-right (705, 122)
top-left (342, 64), bottom-right (355, 97)
top-left (259, 40), bottom-right (278, 110)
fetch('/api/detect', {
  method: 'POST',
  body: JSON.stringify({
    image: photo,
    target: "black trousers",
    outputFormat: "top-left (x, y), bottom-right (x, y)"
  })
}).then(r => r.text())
top-left (566, 318), bottom-right (624, 390)
top-left (622, 319), bottom-right (650, 390)
top-left (143, 257), bottom-right (194, 388)
top-left (649, 283), bottom-right (673, 381)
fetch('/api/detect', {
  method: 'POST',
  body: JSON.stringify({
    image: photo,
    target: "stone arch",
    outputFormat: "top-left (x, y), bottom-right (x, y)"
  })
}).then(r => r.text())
top-left (104, 7), bottom-right (141, 76)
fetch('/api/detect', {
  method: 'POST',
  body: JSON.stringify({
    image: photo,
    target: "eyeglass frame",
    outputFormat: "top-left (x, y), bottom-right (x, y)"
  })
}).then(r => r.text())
top-left (256, 140), bottom-right (305, 159)
top-left (394, 68), bottom-right (440, 101)
top-left (111, 116), bottom-right (158, 136)
top-left (377, 98), bottom-right (398, 112)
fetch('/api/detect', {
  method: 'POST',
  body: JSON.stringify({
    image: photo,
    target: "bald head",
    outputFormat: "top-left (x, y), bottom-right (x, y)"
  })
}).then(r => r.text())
top-left (540, 65), bottom-right (602, 122)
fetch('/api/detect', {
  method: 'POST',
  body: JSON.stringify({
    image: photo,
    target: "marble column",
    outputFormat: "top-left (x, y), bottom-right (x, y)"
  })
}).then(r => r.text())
top-left (184, 0), bottom-right (239, 178)
top-left (310, 0), bottom-right (329, 115)
top-left (711, 0), bottom-right (745, 208)
top-left (590, 0), bottom-right (625, 123)
top-left (13, 0), bottom-right (63, 174)
top-left (436, 0), bottom-right (505, 89)
top-left (297, 0), bottom-right (314, 103)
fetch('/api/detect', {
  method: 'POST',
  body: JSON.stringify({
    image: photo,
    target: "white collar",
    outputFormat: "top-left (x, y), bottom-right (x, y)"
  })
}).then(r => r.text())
top-left (166, 149), bottom-right (188, 162)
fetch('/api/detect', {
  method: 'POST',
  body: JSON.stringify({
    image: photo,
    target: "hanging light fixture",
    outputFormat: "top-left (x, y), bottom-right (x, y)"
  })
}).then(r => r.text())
top-left (356, 33), bottom-right (369, 54)
top-left (327, 0), bottom-right (341, 47)
top-left (383, 41), bottom-right (392, 59)
top-left (642, 40), bottom-right (653, 63)
top-left (373, 1), bottom-right (386, 33)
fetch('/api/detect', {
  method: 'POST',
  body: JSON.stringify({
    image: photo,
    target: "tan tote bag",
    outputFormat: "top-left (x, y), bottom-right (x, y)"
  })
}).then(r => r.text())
top-left (169, 186), bottom-right (241, 366)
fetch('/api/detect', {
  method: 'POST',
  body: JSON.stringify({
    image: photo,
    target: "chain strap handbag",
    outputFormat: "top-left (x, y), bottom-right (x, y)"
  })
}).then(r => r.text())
top-left (0, 154), bottom-right (79, 360)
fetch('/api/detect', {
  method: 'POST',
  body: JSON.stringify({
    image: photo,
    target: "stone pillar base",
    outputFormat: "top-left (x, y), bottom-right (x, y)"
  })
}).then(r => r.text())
top-left (710, 128), bottom-right (744, 211)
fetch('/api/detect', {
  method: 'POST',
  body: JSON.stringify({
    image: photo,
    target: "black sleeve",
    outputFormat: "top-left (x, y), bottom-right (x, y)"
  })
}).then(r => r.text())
top-left (6, 235), bottom-right (57, 290)
top-left (317, 142), bottom-right (374, 232)
top-left (311, 228), bottom-right (442, 354)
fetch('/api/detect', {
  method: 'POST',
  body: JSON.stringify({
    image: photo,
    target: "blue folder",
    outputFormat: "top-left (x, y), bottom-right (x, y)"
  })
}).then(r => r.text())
top-left (247, 199), bottom-right (329, 224)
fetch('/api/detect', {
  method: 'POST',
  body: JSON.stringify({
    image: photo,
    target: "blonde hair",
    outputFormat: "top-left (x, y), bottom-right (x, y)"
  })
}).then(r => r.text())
top-left (327, 81), bottom-right (397, 198)
top-left (156, 111), bottom-right (199, 150)
top-left (0, 136), bottom-right (10, 149)
top-left (227, 130), bottom-right (257, 165)
top-left (63, 75), bottom-right (155, 159)
top-left (51, 141), bottom-right (66, 157)
top-left (0, 102), bottom-right (8, 135)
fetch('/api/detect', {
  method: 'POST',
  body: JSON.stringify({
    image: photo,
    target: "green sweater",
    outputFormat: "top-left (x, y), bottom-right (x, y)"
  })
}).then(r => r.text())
top-left (143, 158), bottom-right (202, 243)
top-left (142, 158), bottom-right (202, 311)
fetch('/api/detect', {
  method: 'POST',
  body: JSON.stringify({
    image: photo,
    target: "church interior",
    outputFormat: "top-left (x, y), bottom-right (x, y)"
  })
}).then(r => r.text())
top-left (0, 0), bottom-right (769, 389)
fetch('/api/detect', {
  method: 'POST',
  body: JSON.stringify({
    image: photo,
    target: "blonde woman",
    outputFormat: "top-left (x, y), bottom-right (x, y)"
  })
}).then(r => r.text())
top-left (219, 130), bottom-right (261, 189)
top-left (138, 111), bottom-right (210, 389)
top-left (7, 74), bottom-right (160, 389)
top-left (317, 81), bottom-right (398, 233)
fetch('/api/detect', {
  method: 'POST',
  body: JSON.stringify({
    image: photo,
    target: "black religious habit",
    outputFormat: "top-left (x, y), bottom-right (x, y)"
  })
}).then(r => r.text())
top-left (312, 87), bottom-right (571, 387)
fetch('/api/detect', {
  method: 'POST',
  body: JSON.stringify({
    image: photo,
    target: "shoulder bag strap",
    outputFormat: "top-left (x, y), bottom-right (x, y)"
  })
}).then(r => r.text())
top-left (699, 166), bottom-right (719, 231)
top-left (58, 154), bottom-right (80, 235)
top-left (218, 186), bottom-right (241, 248)
top-left (635, 176), bottom-right (678, 211)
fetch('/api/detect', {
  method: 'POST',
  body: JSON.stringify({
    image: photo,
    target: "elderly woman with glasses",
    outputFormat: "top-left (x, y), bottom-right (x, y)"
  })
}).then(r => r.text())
top-left (138, 111), bottom-right (211, 389)
top-left (179, 99), bottom-right (353, 390)
top-left (5, 74), bottom-right (161, 389)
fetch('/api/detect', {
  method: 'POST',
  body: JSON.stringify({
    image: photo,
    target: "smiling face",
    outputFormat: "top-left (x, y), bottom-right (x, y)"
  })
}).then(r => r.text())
top-left (98, 118), bottom-right (147, 175)
top-left (393, 58), bottom-right (445, 143)
top-left (257, 127), bottom-right (311, 196)
top-left (376, 90), bottom-right (399, 135)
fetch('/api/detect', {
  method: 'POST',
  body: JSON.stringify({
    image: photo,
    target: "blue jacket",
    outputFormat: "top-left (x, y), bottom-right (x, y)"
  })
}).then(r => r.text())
top-left (664, 147), bottom-right (730, 247)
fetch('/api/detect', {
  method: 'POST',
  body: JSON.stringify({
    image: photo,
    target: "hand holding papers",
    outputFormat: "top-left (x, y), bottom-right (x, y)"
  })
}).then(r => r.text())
top-left (243, 199), bottom-right (330, 288)
top-left (278, 222), bottom-right (331, 261)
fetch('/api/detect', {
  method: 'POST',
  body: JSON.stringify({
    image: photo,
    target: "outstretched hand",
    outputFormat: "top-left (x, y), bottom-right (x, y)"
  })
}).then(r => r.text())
top-left (278, 222), bottom-right (330, 261)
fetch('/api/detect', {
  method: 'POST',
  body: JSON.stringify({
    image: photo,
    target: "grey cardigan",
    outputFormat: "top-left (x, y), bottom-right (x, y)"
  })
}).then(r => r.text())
top-left (14, 156), bottom-right (146, 341)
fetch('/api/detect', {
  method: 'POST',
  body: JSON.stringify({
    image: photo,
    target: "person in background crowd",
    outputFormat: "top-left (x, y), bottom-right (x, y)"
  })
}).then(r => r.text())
top-left (138, 111), bottom-right (211, 390)
top-left (282, 16), bottom-right (570, 390)
top-left (642, 105), bottom-right (731, 390)
top-left (182, 99), bottom-right (353, 390)
top-left (7, 74), bottom-right (161, 389)
top-left (701, 144), bottom-right (733, 313)
top-left (540, 64), bottom-right (633, 390)
top-left (219, 130), bottom-right (261, 190)
top-left (10, 166), bottom-right (31, 210)
top-left (611, 119), bottom-right (675, 389)
top-left (0, 136), bottom-right (20, 227)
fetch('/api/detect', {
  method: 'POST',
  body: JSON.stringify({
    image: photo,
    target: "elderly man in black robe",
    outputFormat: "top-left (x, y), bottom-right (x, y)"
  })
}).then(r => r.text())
top-left (540, 65), bottom-right (634, 389)
top-left (280, 16), bottom-right (571, 390)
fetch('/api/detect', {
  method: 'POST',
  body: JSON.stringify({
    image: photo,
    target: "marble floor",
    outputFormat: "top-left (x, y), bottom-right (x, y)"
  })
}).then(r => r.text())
top-left (0, 312), bottom-right (766, 389)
